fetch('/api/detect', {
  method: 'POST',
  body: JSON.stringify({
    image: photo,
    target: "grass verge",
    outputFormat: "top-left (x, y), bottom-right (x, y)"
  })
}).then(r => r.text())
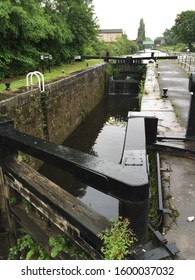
top-left (0, 59), bottom-right (102, 93)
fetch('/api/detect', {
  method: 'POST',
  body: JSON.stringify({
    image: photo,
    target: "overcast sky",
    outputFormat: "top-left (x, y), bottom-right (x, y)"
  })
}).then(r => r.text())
top-left (92, 0), bottom-right (195, 40)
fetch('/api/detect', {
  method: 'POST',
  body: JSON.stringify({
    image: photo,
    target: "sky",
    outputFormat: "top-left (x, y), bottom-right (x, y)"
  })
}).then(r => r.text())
top-left (92, 0), bottom-right (195, 40)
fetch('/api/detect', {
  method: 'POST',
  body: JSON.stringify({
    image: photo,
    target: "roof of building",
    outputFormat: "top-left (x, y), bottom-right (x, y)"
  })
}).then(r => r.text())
top-left (99, 29), bottom-right (123, 34)
top-left (143, 40), bottom-right (154, 45)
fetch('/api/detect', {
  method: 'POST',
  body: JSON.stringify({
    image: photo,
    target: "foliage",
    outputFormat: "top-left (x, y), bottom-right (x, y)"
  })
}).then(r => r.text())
top-left (49, 235), bottom-right (88, 259)
top-left (172, 10), bottom-right (195, 51)
top-left (112, 35), bottom-right (139, 55)
top-left (138, 80), bottom-right (145, 107)
top-left (8, 228), bottom-right (50, 260)
top-left (157, 43), bottom-right (187, 53)
top-left (163, 28), bottom-right (177, 46)
top-left (0, 0), bottom-right (140, 80)
top-left (85, 36), bottom-right (139, 57)
top-left (22, 198), bottom-right (31, 214)
top-left (9, 196), bottom-right (17, 206)
top-left (8, 229), bottom-right (88, 260)
top-left (0, 0), bottom-right (54, 77)
top-left (99, 217), bottom-right (137, 260)
top-left (173, 43), bottom-right (187, 52)
top-left (0, 0), bottom-right (98, 78)
top-left (148, 151), bottom-right (159, 229)
top-left (137, 18), bottom-right (145, 47)
top-left (49, 235), bottom-right (69, 258)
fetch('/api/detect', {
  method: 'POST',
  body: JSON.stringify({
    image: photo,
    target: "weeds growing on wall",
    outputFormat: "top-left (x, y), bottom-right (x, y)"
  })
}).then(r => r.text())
top-left (148, 151), bottom-right (160, 230)
top-left (138, 80), bottom-right (145, 108)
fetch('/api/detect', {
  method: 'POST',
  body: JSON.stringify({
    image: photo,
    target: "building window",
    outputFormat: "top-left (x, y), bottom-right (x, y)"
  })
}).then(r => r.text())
top-left (109, 35), bottom-right (113, 42)
top-left (98, 35), bottom-right (104, 41)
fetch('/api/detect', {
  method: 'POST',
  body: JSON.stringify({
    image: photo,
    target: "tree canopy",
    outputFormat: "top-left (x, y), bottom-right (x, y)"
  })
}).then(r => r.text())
top-left (0, 0), bottom-right (98, 78)
top-left (137, 18), bottom-right (145, 43)
top-left (163, 28), bottom-right (177, 46)
top-left (172, 10), bottom-right (195, 51)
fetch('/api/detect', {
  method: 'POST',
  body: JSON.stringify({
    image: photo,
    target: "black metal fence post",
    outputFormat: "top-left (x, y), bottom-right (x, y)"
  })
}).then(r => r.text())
top-left (186, 73), bottom-right (195, 137)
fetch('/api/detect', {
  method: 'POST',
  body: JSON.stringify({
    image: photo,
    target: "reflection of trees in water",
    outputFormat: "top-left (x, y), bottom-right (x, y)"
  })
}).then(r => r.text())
top-left (106, 116), bottom-right (126, 127)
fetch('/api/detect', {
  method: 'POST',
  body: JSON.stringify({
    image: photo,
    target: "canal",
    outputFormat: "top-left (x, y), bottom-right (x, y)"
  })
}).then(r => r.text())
top-left (39, 94), bottom-right (139, 219)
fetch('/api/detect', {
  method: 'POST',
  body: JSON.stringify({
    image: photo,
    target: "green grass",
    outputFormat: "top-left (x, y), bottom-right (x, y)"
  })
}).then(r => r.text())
top-left (0, 59), bottom-right (102, 93)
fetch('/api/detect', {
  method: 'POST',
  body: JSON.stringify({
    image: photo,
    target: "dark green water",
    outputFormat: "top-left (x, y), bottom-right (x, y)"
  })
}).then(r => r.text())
top-left (39, 95), bottom-right (139, 219)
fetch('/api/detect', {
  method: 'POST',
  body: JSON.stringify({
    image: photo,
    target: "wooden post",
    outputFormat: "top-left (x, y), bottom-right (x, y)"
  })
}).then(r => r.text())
top-left (0, 167), bottom-right (15, 258)
top-left (0, 118), bottom-right (18, 258)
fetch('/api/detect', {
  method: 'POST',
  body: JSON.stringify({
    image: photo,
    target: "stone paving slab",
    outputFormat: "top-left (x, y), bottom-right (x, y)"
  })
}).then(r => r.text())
top-left (141, 99), bottom-right (174, 111)
top-left (141, 63), bottom-right (185, 137)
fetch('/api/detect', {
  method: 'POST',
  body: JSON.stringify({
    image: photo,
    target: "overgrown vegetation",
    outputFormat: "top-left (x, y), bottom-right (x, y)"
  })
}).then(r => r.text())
top-left (49, 235), bottom-right (88, 259)
top-left (148, 151), bottom-right (160, 230)
top-left (8, 228), bottom-right (50, 260)
top-left (138, 80), bottom-right (145, 107)
top-left (99, 217), bottom-right (137, 260)
top-left (8, 229), bottom-right (88, 260)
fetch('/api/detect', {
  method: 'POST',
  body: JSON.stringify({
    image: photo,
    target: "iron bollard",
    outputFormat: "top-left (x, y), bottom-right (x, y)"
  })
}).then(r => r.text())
top-left (5, 83), bottom-right (11, 91)
top-left (162, 88), bottom-right (168, 98)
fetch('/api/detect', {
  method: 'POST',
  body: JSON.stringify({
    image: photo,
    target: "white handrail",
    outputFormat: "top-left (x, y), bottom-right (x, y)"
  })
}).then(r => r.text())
top-left (26, 71), bottom-right (45, 92)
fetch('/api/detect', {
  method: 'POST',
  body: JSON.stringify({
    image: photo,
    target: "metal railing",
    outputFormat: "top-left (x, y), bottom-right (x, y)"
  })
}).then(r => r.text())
top-left (175, 52), bottom-right (195, 72)
top-left (26, 71), bottom-right (45, 91)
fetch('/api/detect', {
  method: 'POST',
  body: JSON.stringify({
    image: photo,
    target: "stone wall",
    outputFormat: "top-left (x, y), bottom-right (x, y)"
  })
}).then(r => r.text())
top-left (0, 62), bottom-right (107, 146)
top-left (45, 63), bottom-right (107, 144)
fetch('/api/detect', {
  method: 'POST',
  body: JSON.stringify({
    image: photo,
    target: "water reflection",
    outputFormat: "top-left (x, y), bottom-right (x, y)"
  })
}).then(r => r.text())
top-left (39, 95), bottom-right (139, 219)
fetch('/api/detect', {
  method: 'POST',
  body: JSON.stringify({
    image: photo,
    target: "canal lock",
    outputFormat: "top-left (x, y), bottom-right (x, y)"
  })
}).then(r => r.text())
top-left (38, 64), bottom-right (161, 244)
top-left (0, 61), bottom-right (164, 259)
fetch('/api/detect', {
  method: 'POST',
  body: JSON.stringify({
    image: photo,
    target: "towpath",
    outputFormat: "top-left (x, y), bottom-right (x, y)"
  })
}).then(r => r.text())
top-left (141, 60), bottom-right (195, 260)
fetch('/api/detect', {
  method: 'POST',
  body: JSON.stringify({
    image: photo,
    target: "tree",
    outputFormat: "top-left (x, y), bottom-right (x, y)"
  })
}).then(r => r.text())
top-left (38, 0), bottom-right (73, 64)
top-left (112, 35), bottom-right (135, 55)
top-left (0, 0), bottom-right (99, 78)
top-left (172, 10), bottom-right (195, 51)
top-left (40, 0), bottom-right (98, 60)
top-left (137, 18), bottom-right (145, 44)
top-left (65, 0), bottom-right (99, 55)
top-left (163, 28), bottom-right (177, 46)
top-left (0, 0), bottom-right (54, 77)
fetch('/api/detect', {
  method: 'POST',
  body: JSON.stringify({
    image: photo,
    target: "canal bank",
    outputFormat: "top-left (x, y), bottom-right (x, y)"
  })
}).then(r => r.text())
top-left (141, 60), bottom-right (195, 260)
top-left (0, 62), bottom-right (107, 146)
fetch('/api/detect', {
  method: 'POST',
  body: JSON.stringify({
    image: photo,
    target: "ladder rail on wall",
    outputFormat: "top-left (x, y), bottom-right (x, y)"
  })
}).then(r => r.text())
top-left (26, 71), bottom-right (45, 92)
